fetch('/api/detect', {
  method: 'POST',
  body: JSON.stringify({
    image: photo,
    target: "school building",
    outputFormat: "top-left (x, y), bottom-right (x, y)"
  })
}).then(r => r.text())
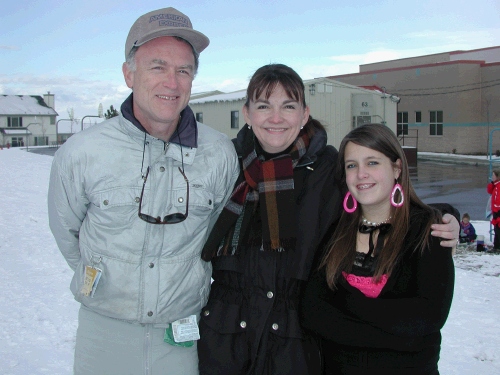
top-left (327, 46), bottom-right (500, 155)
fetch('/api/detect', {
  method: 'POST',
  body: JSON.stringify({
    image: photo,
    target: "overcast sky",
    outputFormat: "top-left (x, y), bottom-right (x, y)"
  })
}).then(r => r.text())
top-left (1, 0), bottom-right (499, 120)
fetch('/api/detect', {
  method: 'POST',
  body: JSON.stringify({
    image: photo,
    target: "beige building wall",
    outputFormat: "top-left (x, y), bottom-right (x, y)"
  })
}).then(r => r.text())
top-left (192, 98), bottom-right (245, 140)
top-left (330, 50), bottom-right (500, 155)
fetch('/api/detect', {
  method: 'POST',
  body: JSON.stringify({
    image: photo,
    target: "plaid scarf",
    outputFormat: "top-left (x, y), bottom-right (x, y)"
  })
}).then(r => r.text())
top-left (201, 128), bottom-right (310, 261)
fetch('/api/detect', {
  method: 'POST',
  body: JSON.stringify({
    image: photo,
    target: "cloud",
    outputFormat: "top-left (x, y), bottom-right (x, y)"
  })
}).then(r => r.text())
top-left (406, 28), bottom-right (500, 49)
top-left (0, 45), bottom-right (21, 51)
top-left (307, 28), bottom-right (500, 79)
top-left (0, 74), bottom-right (130, 119)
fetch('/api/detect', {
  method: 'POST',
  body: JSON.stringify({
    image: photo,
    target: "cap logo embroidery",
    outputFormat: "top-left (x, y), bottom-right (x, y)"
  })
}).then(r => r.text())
top-left (149, 14), bottom-right (189, 28)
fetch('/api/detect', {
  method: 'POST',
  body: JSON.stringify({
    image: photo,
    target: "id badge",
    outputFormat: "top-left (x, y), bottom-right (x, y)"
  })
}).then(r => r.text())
top-left (81, 256), bottom-right (102, 298)
top-left (164, 315), bottom-right (199, 347)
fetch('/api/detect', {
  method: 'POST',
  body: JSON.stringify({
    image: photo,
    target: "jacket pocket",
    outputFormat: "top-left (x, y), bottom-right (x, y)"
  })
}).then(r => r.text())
top-left (201, 299), bottom-right (247, 334)
top-left (173, 187), bottom-right (215, 213)
top-left (71, 247), bottom-right (141, 321)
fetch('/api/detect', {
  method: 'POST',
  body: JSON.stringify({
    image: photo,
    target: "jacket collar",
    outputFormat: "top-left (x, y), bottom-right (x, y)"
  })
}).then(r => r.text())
top-left (121, 93), bottom-right (198, 148)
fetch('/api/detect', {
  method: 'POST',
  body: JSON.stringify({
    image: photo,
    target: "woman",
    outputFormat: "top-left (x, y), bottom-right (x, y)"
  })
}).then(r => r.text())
top-left (487, 169), bottom-right (500, 249)
top-left (198, 65), bottom-right (459, 375)
top-left (199, 63), bottom-right (340, 374)
top-left (301, 123), bottom-right (456, 375)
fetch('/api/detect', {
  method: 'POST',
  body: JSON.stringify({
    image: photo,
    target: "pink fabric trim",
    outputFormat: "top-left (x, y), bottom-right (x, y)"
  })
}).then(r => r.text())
top-left (342, 272), bottom-right (388, 298)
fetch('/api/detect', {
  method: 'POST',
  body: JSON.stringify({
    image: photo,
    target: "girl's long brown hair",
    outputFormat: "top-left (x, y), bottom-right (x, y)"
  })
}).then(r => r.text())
top-left (320, 123), bottom-right (441, 289)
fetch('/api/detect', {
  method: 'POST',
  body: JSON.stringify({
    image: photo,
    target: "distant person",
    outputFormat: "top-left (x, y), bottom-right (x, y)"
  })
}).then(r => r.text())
top-left (459, 212), bottom-right (477, 243)
top-left (487, 169), bottom-right (500, 250)
top-left (301, 123), bottom-right (456, 375)
top-left (47, 7), bottom-right (238, 375)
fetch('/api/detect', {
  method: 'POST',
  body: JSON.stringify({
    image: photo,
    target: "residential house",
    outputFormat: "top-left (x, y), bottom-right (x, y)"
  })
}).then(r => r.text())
top-left (0, 93), bottom-right (58, 147)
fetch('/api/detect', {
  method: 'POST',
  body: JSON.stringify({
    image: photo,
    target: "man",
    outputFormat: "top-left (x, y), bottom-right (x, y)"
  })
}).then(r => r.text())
top-left (48, 7), bottom-right (239, 375)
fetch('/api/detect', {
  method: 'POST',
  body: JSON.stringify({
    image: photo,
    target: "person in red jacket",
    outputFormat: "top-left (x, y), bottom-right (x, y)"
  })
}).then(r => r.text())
top-left (487, 169), bottom-right (500, 249)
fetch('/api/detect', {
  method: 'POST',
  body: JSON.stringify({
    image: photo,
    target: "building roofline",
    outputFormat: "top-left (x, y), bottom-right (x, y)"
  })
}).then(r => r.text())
top-left (357, 46), bottom-right (500, 70)
top-left (449, 45), bottom-right (500, 55)
top-left (482, 61), bottom-right (500, 67)
top-left (330, 59), bottom-right (488, 78)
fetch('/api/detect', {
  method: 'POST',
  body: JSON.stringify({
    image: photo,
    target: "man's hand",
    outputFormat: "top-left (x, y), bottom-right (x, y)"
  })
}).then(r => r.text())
top-left (431, 213), bottom-right (459, 248)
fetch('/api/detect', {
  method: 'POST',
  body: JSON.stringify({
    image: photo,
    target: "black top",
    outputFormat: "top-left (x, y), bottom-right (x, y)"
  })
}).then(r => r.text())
top-left (300, 205), bottom-right (455, 374)
top-left (198, 125), bottom-right (342, 375)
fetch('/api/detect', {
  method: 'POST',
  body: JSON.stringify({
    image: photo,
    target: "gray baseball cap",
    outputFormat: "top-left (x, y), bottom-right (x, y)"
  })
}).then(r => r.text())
top-left (125, 7), bottom-right (210, 59)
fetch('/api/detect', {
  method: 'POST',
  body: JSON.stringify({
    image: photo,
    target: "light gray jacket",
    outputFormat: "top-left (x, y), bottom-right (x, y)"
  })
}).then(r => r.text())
top-left (48, 114), bottom-right (238, 325)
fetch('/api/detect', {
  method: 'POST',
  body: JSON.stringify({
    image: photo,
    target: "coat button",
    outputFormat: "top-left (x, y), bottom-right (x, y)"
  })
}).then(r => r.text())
top-left (159, 166), bottom-right (165, 172)
top-left (272, 323), bottom-right (279, 330)
top-left (147, 311), bottom-right (153, 317)
top-left (135, 197), bottom-right (140, 203)
top-left (267, 291), bottom-right (274, 299)
top-left (240, 321), bottom-right (247, 328)
top-left (203, 310), bottom-right (210, 316)
top-left (178, 197), bottom-right (184, 203)
top-left (103, 200), bottom-right (109, 205)
top-left (148, 262), bottom-right (154, 268)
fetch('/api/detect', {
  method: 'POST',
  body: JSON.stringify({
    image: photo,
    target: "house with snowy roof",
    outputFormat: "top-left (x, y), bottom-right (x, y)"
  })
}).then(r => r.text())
top-left (0, 93), bottom-right (58, 147)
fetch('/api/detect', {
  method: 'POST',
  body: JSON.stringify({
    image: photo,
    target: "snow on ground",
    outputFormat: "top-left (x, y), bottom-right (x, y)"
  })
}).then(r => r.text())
top-left (0, 147), bottom-right (499, 374)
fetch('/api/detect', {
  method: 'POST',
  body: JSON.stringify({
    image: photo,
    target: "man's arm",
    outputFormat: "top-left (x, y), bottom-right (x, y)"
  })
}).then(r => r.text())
top-left (206, 138), bottom-right (239, 233)
top-left (47, 157), bottom-right (88, 271)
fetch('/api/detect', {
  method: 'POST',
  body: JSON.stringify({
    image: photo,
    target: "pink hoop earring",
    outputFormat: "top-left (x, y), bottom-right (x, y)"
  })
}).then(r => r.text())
top-left (343, 191), bottom-right (357, 213)
top-left (391, 183), bottom-right (404, 207)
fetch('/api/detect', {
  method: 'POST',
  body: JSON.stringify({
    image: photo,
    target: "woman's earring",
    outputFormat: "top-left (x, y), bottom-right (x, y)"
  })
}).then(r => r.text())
top-left (300, 126), bottom-right (304, 130)
top-left (343, 191), bottom-right (357, 213)
top-left (391, 183), bottom-right (404, 207)
top-left (248, 124), bottom-right (252, 129)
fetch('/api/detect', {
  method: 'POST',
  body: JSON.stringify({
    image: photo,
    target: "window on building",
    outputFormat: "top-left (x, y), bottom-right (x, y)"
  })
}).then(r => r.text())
top-left (196, 112), bottom-right (203, 123)
top-left (397, 112), bottom-right (408, 136)
top-left (415, 111), bottom-right (421, 123)
top-left (50, 116), bottom-right (56, 125)
top-left (231, 111), bottom-right (239, 129)
top-left (34, 136), bottom-right (49, 146)
top-left (429, 111), bottom-right (443, 136)
top-left (8, 117), bottom-right (23, 127)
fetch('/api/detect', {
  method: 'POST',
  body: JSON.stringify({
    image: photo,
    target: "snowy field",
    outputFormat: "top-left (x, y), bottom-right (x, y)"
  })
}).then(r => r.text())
top-left (0, 147), bottom-right (499, 374)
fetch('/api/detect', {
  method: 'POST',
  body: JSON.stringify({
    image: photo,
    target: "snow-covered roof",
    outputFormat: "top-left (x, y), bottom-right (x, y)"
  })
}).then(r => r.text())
top-left (1, 129), bottom-right (32, 135)
top-left (189, 77), bottom-right (400, 105)
top-left (190, 90), bottom-right (224, 100)
top-left (0, 95), bottom-right (58, 116)
top-left (190, 89), bottom-right (247, 104)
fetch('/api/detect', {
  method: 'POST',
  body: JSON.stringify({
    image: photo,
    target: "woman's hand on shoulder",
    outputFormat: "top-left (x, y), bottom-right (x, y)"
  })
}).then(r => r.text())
top-left (431, 213), bottom-right (459, 248)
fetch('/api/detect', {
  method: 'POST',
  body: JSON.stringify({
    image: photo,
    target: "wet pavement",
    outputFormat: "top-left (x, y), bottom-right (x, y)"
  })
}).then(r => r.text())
top-left (26, 147), bottom-right (58, 157)
top-left (411, 160), bottom-right (489, 221)
top-left (27, 147), bottom-right (490, 221)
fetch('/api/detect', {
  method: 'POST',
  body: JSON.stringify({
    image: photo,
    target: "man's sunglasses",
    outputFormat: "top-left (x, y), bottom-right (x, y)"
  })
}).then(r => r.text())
top-left (138, 166), bottom-right (189, 224)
